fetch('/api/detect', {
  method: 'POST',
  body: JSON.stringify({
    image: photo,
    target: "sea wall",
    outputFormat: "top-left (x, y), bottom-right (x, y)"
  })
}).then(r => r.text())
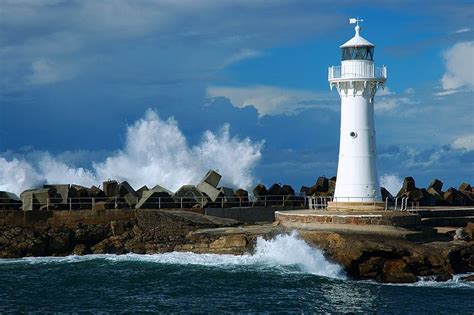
top-left (206, 206), bottom-right (302, 223)
top-left (0, 209), bottom-right (136, 229)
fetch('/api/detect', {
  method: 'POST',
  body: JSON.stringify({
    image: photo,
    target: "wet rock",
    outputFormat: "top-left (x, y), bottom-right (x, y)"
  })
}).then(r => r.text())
top-left (435, 273), bottom-right (453, 282)
top-left (75, 224), bottom-right (110, 244)
top-left (92, 236), bottom-right (126, 254)
top-left (47, 229), bottom-right (73, 254)
top-left (359, 256), bottom-right (384, 279)
top-left (461, 275), bottom-right (474, 282)
top-left (382, 259), bottom-right (417, 283)
top-left (466, 222), bottom-right (474, 239)
top-left (73, 244), bottom-right (90, 255)
top-left (209, 235), bottom-right (248, 251)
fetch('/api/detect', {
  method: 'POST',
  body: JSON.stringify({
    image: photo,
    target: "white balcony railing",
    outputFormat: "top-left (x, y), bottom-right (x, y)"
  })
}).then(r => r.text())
top-left (328, 64), bottom-right (387, 81)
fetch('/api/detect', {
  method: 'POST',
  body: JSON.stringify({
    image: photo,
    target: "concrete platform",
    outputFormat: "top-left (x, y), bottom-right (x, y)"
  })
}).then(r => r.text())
top-left (326, 201), bottom-right (386, 211)
top-left (275, 210), bottom-right (421, 228)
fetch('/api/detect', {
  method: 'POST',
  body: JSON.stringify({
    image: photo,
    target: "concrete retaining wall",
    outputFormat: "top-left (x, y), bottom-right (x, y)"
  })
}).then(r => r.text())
top-left (0, 209), bottom-right (136, 229)
top-left (205, 206), bottom-right (303, 223)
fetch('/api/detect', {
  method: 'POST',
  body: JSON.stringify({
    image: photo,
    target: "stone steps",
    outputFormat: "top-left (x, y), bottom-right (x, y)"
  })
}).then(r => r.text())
top-left (413, 209), bottom-right (474, 218)
top-left (420, 216), bottom-right (474, 227)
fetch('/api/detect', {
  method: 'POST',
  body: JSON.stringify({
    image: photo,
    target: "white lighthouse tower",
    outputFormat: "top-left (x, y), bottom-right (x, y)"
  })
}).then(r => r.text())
top-left (327, 18), bottom-right (387, 210)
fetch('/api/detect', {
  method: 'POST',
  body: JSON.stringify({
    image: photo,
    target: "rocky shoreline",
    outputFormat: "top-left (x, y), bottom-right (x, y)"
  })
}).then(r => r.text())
top-left (1, 209), bottom-right (473, 284)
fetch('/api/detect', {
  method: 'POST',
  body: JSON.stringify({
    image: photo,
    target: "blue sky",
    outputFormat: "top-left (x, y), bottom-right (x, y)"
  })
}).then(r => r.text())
top-left (0, 0), bottom-right (473, 195)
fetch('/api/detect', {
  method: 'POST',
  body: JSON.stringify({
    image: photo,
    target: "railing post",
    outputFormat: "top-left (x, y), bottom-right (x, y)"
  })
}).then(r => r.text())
top-left (92, 197), bottom-right (95, 209)
top-left (158, 197), bottom-right (161, 209)
top-left (180, 198), bottom-right (183, 209)
top-left (46, 198), bottom-right (49, 210)
top-left (282, 195), bottom-right (285, 206)
top-left (239, 197), bottom-right (242, 208)
top-left (69, 198), bottom-right (72, 211)
top-left (264, 196), bottom-right (267, 207)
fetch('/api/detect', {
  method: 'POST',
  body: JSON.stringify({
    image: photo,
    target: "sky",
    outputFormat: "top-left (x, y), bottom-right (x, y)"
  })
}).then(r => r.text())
top-left (0, 0), bottom-right (473, 195)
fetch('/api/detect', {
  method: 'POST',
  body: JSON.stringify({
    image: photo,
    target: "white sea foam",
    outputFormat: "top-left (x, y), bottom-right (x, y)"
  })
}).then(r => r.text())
top-left (0, 232), bottom-right (346, 280)
top-left (0, 109), bottom-right (263, 195)
top-left (412, 273), bottom-right (474, 289)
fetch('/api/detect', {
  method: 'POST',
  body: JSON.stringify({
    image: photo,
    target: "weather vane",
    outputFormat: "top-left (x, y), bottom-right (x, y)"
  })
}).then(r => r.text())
top-left (349, 17), bottom-right (364, 26)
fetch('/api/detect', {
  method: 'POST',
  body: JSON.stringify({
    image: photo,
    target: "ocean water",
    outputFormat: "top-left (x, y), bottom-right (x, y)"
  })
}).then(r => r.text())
top-left (1, 233), bottom-right (473, 313)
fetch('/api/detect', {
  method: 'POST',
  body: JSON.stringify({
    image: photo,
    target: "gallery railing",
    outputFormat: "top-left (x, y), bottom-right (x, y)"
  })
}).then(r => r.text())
top-left (305, 196), bottom-right (419, 211)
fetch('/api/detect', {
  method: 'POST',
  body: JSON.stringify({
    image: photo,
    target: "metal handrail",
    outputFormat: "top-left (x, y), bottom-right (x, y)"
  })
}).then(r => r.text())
top-left (0, 194), bottom-right (307, 211)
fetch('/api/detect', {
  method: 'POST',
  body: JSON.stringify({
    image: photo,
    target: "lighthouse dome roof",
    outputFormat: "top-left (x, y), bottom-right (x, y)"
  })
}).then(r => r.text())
top-left (340, 25), bottom-right (374, 48)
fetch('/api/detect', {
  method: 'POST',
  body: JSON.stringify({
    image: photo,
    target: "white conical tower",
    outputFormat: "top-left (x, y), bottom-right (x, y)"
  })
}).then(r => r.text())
top-left (327, 19), bottom-right (387, 210)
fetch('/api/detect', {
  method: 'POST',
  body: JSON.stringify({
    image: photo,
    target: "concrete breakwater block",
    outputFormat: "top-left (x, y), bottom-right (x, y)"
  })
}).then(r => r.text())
top-left (135, 185), bottom-right (174, 209)
top-left (0, 191), bottom-right (21, 210)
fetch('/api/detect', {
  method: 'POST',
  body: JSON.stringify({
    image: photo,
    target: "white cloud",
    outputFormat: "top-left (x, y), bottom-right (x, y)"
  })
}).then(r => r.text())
top-left (440, 41), bottom-right (474, 92)
top-left (451, 134), bottom-right (474, 151)
top-left (222, 49), bottom-right (263, 67)
top-left (0, 110), bottom-right (263, 195)
top-left (378, 87), bottom-right (395, 96)
top-left (207, 85), bottom-right (333, 116)
top-left (404, 87), bottom-right (415, 94)
top-left (375, 88), bottom-right (416, 114)
top-left (27, 59), bottom-right (76, 85)
top-left (453, 28), bottom-right (471, 34)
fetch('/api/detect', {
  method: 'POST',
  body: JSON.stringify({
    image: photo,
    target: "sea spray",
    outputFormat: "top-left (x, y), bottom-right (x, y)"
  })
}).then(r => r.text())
top-left (0, 231), bottom-right (345, 279)
top-left (0, 109), bottom-right (263, 195)
top-left (251, 231), bottom-right (345, 278)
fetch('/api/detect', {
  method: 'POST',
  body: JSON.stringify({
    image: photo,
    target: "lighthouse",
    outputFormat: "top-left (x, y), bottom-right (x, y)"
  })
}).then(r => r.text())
top-left (327, 18), bottom-right (387, 210)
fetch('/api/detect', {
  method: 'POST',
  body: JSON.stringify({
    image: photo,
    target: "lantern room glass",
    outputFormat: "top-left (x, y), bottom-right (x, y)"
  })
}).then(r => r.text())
top-left (341, 46), bottom-right (374, 61)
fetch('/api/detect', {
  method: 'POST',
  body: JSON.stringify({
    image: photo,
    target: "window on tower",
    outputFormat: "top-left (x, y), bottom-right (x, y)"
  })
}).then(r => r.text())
top-left (341, 46), bottom-right (374, 61)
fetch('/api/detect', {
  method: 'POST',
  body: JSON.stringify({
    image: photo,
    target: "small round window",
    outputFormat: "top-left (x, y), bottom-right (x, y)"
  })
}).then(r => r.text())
top-left (350, 131), bottom-right (357, 139)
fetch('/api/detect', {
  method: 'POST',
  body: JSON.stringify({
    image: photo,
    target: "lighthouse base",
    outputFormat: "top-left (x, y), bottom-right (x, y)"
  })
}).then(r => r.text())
top-left (326, 201), bottom-right (386, 211)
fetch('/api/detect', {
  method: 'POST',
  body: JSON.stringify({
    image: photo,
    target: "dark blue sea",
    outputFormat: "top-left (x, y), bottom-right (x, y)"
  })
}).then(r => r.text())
top-left (1, 233), bottom-right (473, 313)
